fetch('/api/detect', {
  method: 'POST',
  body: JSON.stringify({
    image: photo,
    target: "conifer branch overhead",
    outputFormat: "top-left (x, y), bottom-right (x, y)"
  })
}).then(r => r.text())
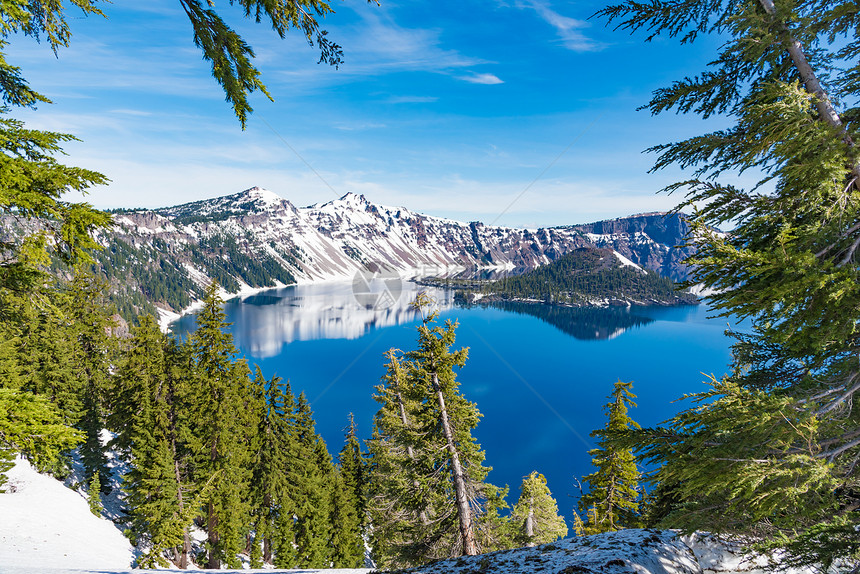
top-left (598, 0), bottom-right (860, 567)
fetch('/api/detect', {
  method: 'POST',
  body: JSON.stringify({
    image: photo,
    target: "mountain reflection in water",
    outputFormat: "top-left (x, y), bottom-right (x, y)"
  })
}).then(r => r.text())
top-left (218, 281), bottom-right (453, 358)
top-left (483, 301), bottom-right (655, 341)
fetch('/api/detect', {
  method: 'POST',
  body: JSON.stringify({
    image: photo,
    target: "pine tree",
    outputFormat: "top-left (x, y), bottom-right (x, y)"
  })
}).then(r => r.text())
top-left (475, 483), bottom-right (514, 552)
top-left (407, 295), bottom-right (485, 558)
top-left (329, 466), bottom-right (363, 567)
top-left (368, 295), bottom-right (501, 568)
top-left (20, 306), bottom-right (83, 429)
top-left (291, 391), bottom-right (335, 568)
top-left (0, 366), bottom-right (81, 489)
top-left (596, 0), bottom-right (860, 567)
top-left (186, 281), bottom-right (253, 569)
top-left (271, 381), bottom-right (301, 568)
top-left (247, 368), bottom-right (298, 568)
top-left (331, 413), bottom-right (367, 567)
top-left (368, 348), bottom-right (429, 568)
top-left (64, 271), bottom-right (117, 494)
top-left (511, 471), bottom-right (568, 547)
top-left (114, 315), bottom-right (196, 568)
top-left (88, 472), bottom-right (103, 516)
top-left (577, 380), bottom-right (641, 535)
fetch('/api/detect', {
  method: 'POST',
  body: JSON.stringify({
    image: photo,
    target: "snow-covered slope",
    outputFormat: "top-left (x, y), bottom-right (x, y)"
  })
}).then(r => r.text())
top-left (0, 457), bottom-right (134, 572)
top-left (92, 187), bottom-right (695, 318)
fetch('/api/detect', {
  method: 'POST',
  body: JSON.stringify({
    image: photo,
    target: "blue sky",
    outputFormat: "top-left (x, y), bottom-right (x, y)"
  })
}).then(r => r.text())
top-left (8, 0), bottom-right (731, 227)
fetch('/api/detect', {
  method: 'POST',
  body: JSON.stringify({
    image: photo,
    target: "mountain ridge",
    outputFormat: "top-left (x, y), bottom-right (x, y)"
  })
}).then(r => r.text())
top-left (83, 187), bottom-right (697, 320)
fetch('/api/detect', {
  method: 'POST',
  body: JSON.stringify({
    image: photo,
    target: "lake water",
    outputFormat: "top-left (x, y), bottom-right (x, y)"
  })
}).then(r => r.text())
top-left (171, 280), bottom-right (741, 522)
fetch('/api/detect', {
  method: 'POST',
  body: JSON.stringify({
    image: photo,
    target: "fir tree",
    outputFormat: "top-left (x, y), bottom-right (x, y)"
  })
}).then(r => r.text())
top-left (247, 368), bottom-right (297, 568)
top-left (597, 0), bottom-right (860, 567)
top-left (64, 271), bottom-right (117, 493)
top-left (369, 295), bottom-right (502, 568)
top-left (291, 391), bottom-right (335, 568)
top-left (368, 348), bottom-right (428, 568)
top-left (114, 315), bottom-right (195, 568)
top-left (20, 307), bottom-right (83, 428)
top-left (475, 483), bottom-right (514, 552)
top-left (511, 471), bottom-right (568, 547)
top-left (577, 380), bottom-right (641, 534)
top-left (0, 374), bottom-right (81, 489)
top-left (271, 381), bottom-right (301, 568)
top-left (331, 413), bottom-right (367, 568)
top-left (329, 466), bottom-right (363, 567)
top-left (406, 294), bottom-right (485, 557)
top-left (186, 281), bottom-right (253, 569)
top-left (88, 472), bottom-right (103, 516)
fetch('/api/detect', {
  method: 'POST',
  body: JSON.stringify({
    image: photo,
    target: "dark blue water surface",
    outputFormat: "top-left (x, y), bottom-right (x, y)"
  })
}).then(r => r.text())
top-left (171, 281), bottom-right (741, 521)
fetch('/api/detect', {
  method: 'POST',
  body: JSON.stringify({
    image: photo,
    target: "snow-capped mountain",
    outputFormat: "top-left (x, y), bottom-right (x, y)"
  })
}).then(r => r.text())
top-left (93, 187), bottom-right (695, 318)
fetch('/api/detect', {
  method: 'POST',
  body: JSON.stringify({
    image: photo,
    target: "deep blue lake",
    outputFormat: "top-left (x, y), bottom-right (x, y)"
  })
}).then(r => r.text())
top-left (171, 280), bottom-right (741, 523)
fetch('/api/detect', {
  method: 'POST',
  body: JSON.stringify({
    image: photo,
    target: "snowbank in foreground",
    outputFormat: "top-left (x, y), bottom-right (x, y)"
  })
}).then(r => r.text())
top-left (391, 529), bottom-right (818, 574)
top-left (0, 456), bottom-right (135, 571)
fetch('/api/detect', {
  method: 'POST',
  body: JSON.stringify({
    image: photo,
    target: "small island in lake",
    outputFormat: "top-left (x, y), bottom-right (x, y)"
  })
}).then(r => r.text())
top-left (425, 247), bottom-right (699, 309)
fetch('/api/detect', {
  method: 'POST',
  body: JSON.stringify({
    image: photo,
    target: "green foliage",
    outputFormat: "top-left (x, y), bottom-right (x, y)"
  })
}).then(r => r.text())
top-left (178, 0), bottom-right (344, 127)
top-left (114, 315), bottom-right (195, 568)
top-left (332, 413), bottom-right (368, 567)
top-left (88, 472), bottom-right (103, 516)
top-left (291, 392), bottom-right (336, 568)
top-left (0, 115), bottom-right (111, 309)
top-left (480, 248), bottom-right (696, 306)
top-left (64, 271), bottom-right (117, 493)
top-left (511, 471), bottom-right (568, 546)
top-left (598, 0), bottom-right (860, 567)
top-left (577, 380), bottom-right (641, 535)
top-left (87, 236), bottom-right (199, 320)
top-left (0, 0), bottom-right (348, 127)
top-left (0, 387), bottom-right (82, 483)
top-left (185, 282), bottom-right (253, 568)
top-left (368, 297), bottom-right (503, 568)
top-left (247, 369), bottom-right (298, 568)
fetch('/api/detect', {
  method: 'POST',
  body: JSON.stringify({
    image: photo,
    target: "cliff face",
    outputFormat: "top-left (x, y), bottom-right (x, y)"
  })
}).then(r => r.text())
top-left (568, 212), bottom-right (696, 282)
top-left (77, 188), bottom-right (697, 316)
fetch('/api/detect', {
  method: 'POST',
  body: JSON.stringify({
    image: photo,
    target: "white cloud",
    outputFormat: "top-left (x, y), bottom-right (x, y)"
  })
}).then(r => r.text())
top-left (518, 0), bottom-right (602, 52)
top-left (458, 73), bottom-right (504, 85)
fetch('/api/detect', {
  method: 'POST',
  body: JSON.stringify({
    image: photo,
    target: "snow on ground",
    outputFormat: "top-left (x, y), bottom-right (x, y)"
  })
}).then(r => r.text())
top-left (0, 456), bottom-right (134, 571)
top-left (392, 530), bottom-right (700, 574)
top-left (387, 530), bottom-right (819, 574)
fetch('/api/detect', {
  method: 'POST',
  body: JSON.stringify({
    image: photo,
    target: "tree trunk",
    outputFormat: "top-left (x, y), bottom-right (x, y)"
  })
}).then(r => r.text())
top-left (431, 371), bottom-right (478, 556)
top-left (207, 501), bottom-right (220, 569)
top-left (756, 0), bottom-right (860, 182)
top-left (525, 495), bottom-right (536, 547)
top-left (173, 446), bottom-right (190, 568)
top-left (263, 535), bottom-right (272, 565)
top-left (263, 492), bottom-right (273, 564)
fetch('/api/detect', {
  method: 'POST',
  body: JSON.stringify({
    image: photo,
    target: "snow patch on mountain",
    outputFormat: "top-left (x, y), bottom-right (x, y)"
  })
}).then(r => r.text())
top-left (613, 250), bottom-right (645, 272)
